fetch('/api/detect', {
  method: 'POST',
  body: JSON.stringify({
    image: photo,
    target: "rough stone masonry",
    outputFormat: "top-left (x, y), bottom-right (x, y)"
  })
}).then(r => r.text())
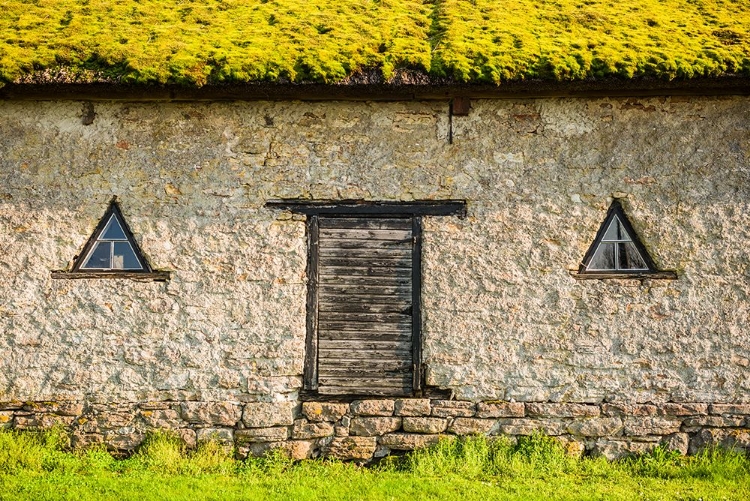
top-left (0, 96), bottom-right (748, 459)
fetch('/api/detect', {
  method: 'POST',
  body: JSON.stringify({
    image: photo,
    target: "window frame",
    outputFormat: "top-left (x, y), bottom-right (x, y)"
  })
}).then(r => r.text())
top-left (51, 199), bottom-right (170, 281)
top-left (572, 200), bottom-right (677, 280)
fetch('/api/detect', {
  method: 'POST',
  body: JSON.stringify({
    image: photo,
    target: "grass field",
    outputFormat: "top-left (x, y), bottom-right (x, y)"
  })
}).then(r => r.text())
top-left (1, 430), bottom-right (749, 500)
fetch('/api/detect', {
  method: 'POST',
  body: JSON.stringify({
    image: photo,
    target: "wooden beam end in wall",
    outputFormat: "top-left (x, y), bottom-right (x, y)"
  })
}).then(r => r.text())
top-left (451, 97), bottom-right (471, 116)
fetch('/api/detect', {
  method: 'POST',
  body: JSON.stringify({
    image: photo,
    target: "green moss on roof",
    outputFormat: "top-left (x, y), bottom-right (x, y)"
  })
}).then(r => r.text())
top-left (0, 0), bottom-right (748, 86)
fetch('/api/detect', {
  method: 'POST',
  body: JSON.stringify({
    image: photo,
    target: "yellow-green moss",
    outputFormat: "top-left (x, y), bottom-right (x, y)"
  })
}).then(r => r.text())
top-left (0, 0), bottom-right (748, 85)
top-left (431, 0), bottom-right (750, 82)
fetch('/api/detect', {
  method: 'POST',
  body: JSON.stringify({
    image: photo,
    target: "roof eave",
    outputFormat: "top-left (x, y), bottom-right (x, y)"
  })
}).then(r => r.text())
top-left (2, 76), bottom-right (749, 101)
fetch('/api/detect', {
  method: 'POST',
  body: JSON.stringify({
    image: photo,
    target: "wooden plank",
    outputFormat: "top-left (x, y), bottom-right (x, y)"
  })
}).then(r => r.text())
top-left (51, 271), bottom-right (170, 281)
top-left (319, 292), bottom-right (413, 304)
top-left (317, 356), bottom-right (411, 366)
top-left (318, 376), bottom-right (412, 388)
top-left (319, 321), bottom-right (411, 332)
top-left (319, 218), bottom-right (412, 230)
top-left (303, 215), bottom-right (319, 391)
top-left (318, 285), bottom-right (411, 297)
top-left (317, 359), bottom-right (412, 371)
top-left (317, 386), bottom-right (411, 397)
top-left (412, 216), bottom-right (423, 393)
top-left (318, 302), bottom-right (411, 314)
top-left (320, 312), bottom-right (411, 323)
top-left (320, 256), bottom-right (411, 270)
top-left (319, 275), bottom-right (411, 287)
top-left (319, 339), bottom-right (412, 351)
top-left (319, 267), bottom-right (412, 278)
top-left (319, 348), bottom-right (412, 359)
top-left (266, 200), bottom-right (467, 217)
top-left (319, 239), bottom-right (411, 250)
top-left (319, 228), bottom-right (411, 241)
top-left (318, 330), bottom-right (410, 341)
top-left (319, 247), bottom-right (412, 258)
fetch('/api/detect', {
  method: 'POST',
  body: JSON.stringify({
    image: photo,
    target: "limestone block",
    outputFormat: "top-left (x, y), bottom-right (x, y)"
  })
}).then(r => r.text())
top-left (663, 433), bottom-right (689, 455)
top-left (177, 428), bottom-right (197, 449)
top-left (378, 433), bottom-right (443, 450)
top-left (689, 428), bottom-right (750, 454)
top-left (180, 402), bottom-right (241, 427)
top-left (325, 436), bottom-right (377, 460)
top-left (447, 418), bottom-right (496, 435)
top-left (22, 401), bottom-right (84, 416)
top-left (682, 415), bottom-right (745, 432)
top-left (657, 403), bottom-right (708, 417)
top-left (283, 440), bottom-right (317, 460)
top-left (476, 402), bottom-right (525, 418)
top-left (709, 404), bottom-right (750, 416)
top-left (394, 399), bottom-right (431, 417)
top-left (141, 409), bottom-right (182, 428)
top-left (623, 417), bottom-right (682, 436)
top-left (431, 400), bottom-right (475, 417)
top-left (350, 417), bottom-right (402, 436)
top-left (601, 404), bottom-right (658, 417)
top-left (350, 400), bottom-right (394, 417)
top-left (242, 402), bottom-right (295, 428)
top-left (291, 419), bottom-right (334, 439)
top-left (334, 425), bottom-right (349, 437)
top-left (402, 417), bottom-right (448, 434)
top-left (566, 417), bottom-right (623, 437)
top-left (196, 427), bottom-right (235, 445)
top-left (138, 402), bottom-right (175, 411)
top-left (236, 427), bottom-right (290, 443)
top-left (0, 401), bottom-right (23, 411)
top-left (302, 402), bottom-right (349, 422)
top-left (104, 428), bottom-right (145, 451)
top-left (555, 435), bottom-right (585, 457)
top-left (0, 412), bottom-right (13, 428)
top-left (592, 439), bottom-right (657, 460)
top-left (71, 432), bottom-right (104, 449)
top-left (239, 440), bottom-right (316, 460)
top-left (14, 413), bottom-right (75, 429)
top-left (496, 418), bottom-right (567, 436)
top-left (526, 403), bottom-right (599, 418)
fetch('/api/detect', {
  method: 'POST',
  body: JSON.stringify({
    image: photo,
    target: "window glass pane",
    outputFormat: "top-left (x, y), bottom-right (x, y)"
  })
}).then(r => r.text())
top-left (602, 217), bottom-right (631, 241)
top-left (81, 242), bottom-right (112, 269)
top-left (113, 242), bottom-right (143, 270)
top-left (602, 219), bottom-right (619, 241)
top-left (618, 242), bottom-right (648, 270)
top-left (101, 216), bottom-right (127, 240)
top-left (588, 243), bottom-right (615, 270)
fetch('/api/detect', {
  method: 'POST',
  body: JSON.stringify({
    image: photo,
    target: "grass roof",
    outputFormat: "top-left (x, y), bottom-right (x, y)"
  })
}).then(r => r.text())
top-left (0, 0), bottom-right (748, 87)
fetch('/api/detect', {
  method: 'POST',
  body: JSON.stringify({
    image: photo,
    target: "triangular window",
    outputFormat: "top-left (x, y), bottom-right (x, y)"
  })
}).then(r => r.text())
top-left (579, 201), bottom-right (657, 274)
top-left (72, 201), bottom-right (152, 273)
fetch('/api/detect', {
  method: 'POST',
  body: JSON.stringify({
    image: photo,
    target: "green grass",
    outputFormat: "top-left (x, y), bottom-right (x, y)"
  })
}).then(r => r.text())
top-left (0, 1), bottom-right (748, 86)
top-left (1, 430), bottom-right (749, 500)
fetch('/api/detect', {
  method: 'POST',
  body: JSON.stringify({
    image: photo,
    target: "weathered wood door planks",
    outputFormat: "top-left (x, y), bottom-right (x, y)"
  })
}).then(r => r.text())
top-left (315, 217), bottom-right (415, 396)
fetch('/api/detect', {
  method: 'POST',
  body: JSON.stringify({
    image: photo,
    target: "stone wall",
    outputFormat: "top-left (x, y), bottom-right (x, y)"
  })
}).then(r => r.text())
top-left (0, 96), bottom-right (748, 457)
top-left (2, 398), bottom-right (749, 460)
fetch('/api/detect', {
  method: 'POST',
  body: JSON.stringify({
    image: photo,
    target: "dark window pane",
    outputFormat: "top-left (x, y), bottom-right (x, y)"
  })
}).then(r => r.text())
top-left (588, 243), bottom-right (615, 270)
top-left (618, 242), bottom-right (648, 270)
top-left (113, 242), bottom-right (143, 270)
top-left (102, 216), bottom-right (127, 240)
top-left (602, 217), bottom-right (631, 241)
top-left (81, 242), bottom-right (111, 269)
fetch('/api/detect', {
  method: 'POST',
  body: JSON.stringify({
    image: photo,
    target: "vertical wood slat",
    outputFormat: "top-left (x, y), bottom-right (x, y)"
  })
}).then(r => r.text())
top-left (411, 216), bottom-right (423, 394)
top-left (303, 215), bottom-right (319, 391)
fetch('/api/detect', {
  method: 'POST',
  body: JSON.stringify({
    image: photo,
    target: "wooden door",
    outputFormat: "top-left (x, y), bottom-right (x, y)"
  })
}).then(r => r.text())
top-left (312, 216), bottom-right (417, 396)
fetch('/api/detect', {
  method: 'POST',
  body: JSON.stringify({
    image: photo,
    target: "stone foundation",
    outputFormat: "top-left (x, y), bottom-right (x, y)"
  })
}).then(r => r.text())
top-left (3, 399), bottom-right (749, 461)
